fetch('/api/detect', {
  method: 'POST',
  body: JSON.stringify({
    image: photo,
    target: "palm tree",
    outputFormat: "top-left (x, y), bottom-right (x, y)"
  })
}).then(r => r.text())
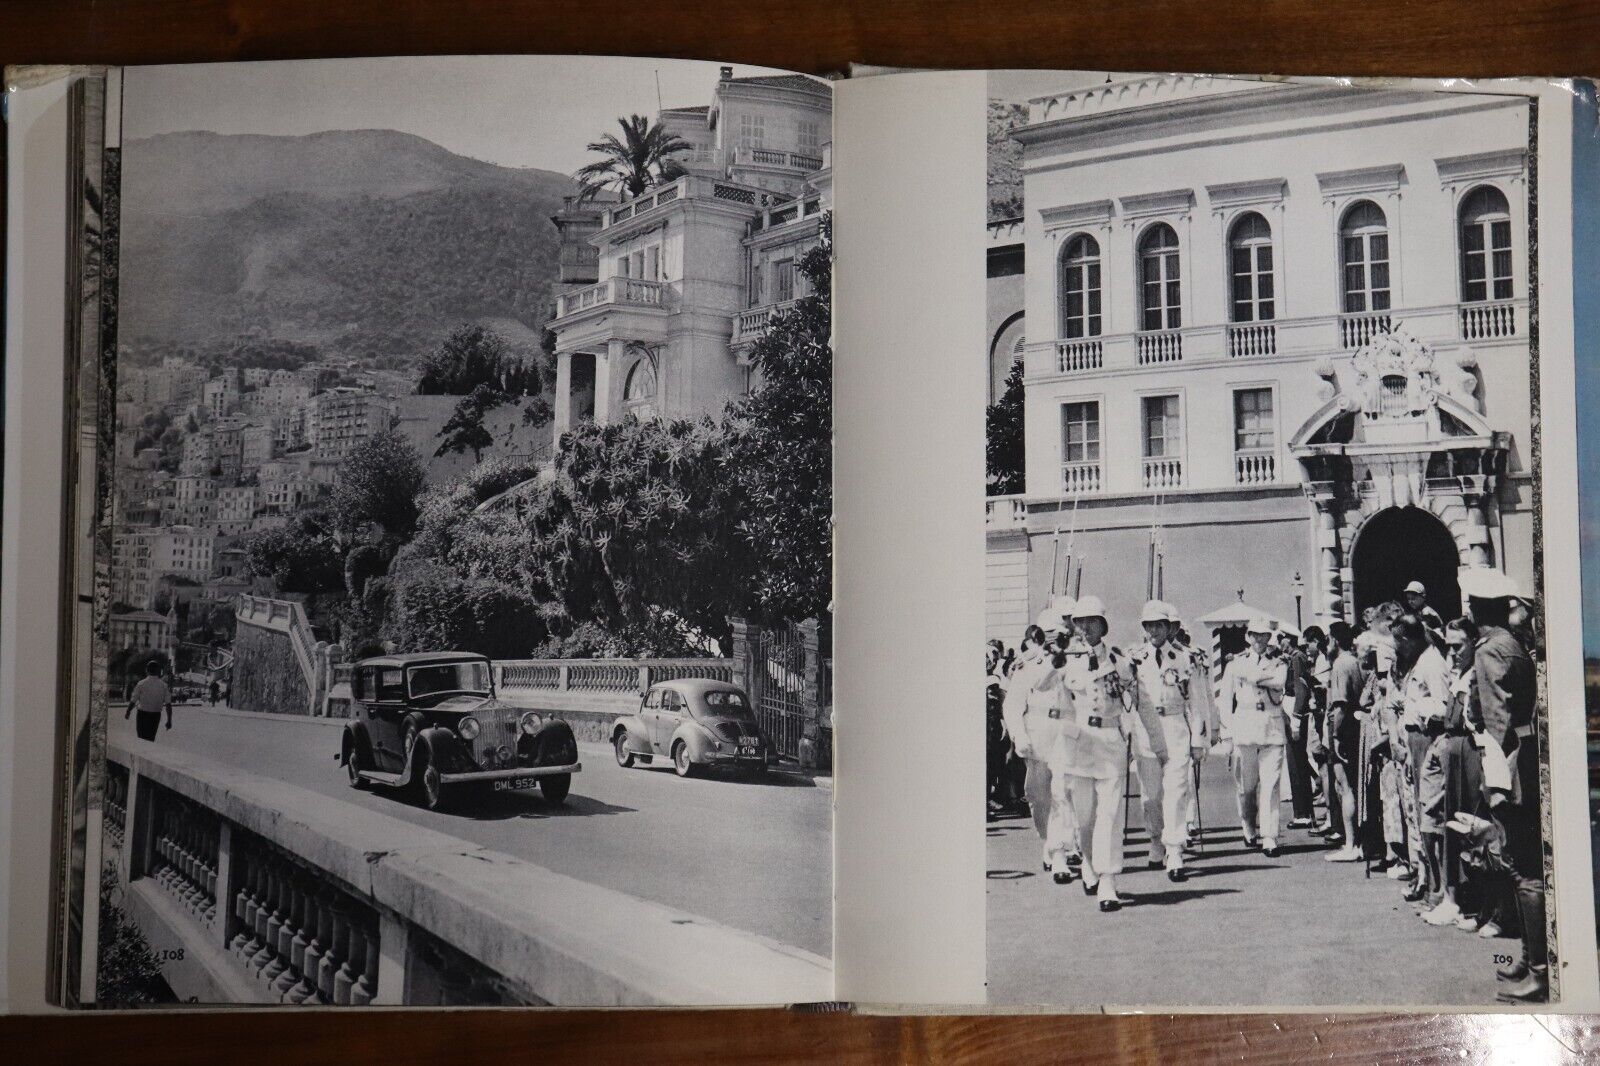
top-left (574, 114), bottom-right (693, 202)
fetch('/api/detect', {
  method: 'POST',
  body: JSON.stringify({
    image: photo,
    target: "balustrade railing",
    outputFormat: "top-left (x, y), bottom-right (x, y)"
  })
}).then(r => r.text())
top-left (1235, 449), bottom-right (1278, 485)
top-left (733, 300), bottom-right (796, 345)
top-left (150, 782), bottom-right (221, 929)
top-left (985, 495), bottom-right (1027, 528)
top-left (495, 657), bottom-right (732, 694)
top-left (1056, 339), bottom-right (1103, 373)
top-left (1137, 330), bottom-right (1183, 365)
top-left (1228, 322), bottom-right (1276, 358)
top-left (1340, 312), bottom-right (1392, 349)
top-left (105, 762), bottom-right (129, 848)
top-left (1142, 456), bottom-right (1184, 490)
top-left (555, 277), bottom-right (669, 318)
top-left (1460, 300), bottom-right (1518, 340)
top-left (1061, 460), bottom-right (1103, 495)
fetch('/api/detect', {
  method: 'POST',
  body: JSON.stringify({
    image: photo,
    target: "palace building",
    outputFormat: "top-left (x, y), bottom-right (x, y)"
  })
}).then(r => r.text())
top-left (547, 67), bottom-right (831, 441)
top-left (986, 76), bottom-right (1537, 649)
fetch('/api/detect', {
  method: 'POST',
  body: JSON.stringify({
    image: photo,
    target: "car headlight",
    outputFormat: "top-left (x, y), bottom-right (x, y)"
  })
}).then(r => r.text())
top-left (518, 711), bottom-right (543, 735)
top-left (457, 716), bottom-right (481, 741)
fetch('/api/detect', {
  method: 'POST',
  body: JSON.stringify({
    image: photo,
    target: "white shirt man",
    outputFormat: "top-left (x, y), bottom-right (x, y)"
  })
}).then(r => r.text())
top-left (1129, 600), bottom-right (1197, 881)
top-left (1003, 607), bottom-right (1080, 879)
top-left (1054, 596), bottom-right (1150, 911)
top-left (1221, 620), bottom-right (1290, 854)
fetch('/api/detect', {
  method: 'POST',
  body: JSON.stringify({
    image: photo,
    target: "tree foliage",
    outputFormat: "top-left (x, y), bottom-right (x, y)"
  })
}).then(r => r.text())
top-left (240, 510), bottom-right (344, 594)
top-left (523, 417), bottom-right (757, 654)
top-left (986, 360), bottom-right (1026, 495)
top-left (574, 115), bottom-right (691, 202)
top-left (384, 561), bottom-right (547, 659)
top-left (330, 430), bottom-right (426, 544)
top-left (725, 216), bottom-right (833, 622)
top-left (434, 384), bottom-right (503, 463)
top-left (415, 324), bottom-right (541, 397)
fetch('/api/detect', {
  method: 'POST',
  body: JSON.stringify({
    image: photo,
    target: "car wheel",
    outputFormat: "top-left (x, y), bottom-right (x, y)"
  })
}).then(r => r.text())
top-left (614, 731), bottom-right (635, 768)
top-left (672, 741), bottom-right (697, 778)
top-left (541, 774), bottom-right (571, 805)
top-left (416, 761), bottom-right (445, 811)
top-left (344, 738), bottom-right (369, 790)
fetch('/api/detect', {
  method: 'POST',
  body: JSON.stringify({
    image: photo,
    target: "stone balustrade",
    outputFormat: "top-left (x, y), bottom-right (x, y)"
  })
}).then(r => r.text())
top-left (105, 739), bottom-right (830, 1006)
top-left (1228, 322), bottom-right (1277, 358)
top-left (985, 495), bottom-right (1028, 529)
top-left (554, 277), bottom-right (670, 320)
top-left (1142, 456), bottom-right (1185, 490)
top-left (1235, 448), bottom-right (1278, 486)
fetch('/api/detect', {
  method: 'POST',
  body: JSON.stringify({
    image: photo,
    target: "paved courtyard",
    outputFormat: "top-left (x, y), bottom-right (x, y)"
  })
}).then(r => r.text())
top-left (987, 750), bottom-right (1520, 1008)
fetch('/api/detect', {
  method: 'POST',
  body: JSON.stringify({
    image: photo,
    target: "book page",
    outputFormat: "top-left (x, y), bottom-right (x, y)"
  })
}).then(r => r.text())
top-left (833, 68), bottom-right (1599, 1010)
top-left (25, 55), bottom-right (838, 1009)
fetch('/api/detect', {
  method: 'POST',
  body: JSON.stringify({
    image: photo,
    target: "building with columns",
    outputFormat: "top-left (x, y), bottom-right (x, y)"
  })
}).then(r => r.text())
top-left (986, 75), bottom-right (1537, 650)
top-left (547, 68), bottom-right (831, 442)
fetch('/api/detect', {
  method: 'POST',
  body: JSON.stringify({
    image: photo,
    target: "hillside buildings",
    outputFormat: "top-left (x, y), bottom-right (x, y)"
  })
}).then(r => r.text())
top-left (547, 66), bottom-right (831, 441)
top-left (987, 76), bottom-right (1537, 648)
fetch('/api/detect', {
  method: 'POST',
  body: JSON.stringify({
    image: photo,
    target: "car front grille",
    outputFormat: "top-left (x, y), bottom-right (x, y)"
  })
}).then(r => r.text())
top-left (467, 706), bottom-right (524, 768)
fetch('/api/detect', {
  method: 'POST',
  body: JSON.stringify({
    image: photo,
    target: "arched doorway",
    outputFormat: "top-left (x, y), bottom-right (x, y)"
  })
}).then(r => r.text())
top-left (1350, 507), bottom-right (1462, 622)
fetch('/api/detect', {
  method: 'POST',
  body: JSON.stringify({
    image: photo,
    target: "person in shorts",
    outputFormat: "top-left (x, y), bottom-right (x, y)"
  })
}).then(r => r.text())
top-left (126, 660), bottom-right (173, 741)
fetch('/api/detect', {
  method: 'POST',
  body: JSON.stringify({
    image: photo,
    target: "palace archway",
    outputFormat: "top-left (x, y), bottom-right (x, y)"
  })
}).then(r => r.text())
top-left (1349, 506), bottom-right (1462, 622)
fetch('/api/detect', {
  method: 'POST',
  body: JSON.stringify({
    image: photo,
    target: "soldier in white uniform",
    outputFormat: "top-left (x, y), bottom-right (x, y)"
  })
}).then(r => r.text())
top-left (1001, 606), bottom-right (1080, 880)
top-left (1221, 618), bottom-right (1290, 856)
top-left (1054, 595), bottom-right (1164, 911)
top-left (1129, 600), bottom-right (1198, 881)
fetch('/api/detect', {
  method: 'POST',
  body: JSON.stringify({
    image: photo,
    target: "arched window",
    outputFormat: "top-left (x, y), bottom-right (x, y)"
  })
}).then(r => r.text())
top-left (1228, 212), bottom-right (1275, 322)
top-left (1459, 185), bottom-right (1512, 302)
top-left (1138, 224), bottom-right (1181, 331)
top-left (1058, 234), bottom-right (1102, 339)
top-left (1340, 201), bottom-right (1390, 314)
top-left (622, 356), bottom-right (657, 421)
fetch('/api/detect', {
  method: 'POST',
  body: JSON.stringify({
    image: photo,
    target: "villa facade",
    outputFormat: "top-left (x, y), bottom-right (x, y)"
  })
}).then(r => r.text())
top-left (987, 76), bottom-right (1536, 647)
top-left (548, 68), bottom-right (831, 440)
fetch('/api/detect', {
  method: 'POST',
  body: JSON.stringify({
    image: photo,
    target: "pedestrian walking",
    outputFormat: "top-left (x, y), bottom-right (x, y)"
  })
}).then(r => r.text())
top-left (125, 660), bottom-right (173, 741)
top-left (1057, 595), bottom-right (1148, 911)
top-left (1128, 600), bottom-right (1197, 882)
top-left (1220, 619), bottom-right (1289, 856)
top-left (1002, 608), bottom-right (1080, 881)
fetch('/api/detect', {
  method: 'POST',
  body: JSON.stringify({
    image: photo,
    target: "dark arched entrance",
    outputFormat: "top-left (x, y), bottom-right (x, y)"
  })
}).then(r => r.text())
top-left (1350, 507), bottom-right (1462, 622)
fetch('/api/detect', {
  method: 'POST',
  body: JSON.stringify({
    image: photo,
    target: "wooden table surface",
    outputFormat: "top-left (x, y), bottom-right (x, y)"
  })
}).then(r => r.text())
top-left (6, 1), bottom-right (1600, 1060)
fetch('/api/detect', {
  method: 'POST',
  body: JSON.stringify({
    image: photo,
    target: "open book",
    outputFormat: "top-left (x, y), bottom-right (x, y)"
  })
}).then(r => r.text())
top-left (3, 57), bottom-right (1597, 1012)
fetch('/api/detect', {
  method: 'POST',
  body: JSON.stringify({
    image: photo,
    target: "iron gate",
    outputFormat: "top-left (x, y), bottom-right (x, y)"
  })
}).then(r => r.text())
top-left (753, 625), bottom-right (807, 760)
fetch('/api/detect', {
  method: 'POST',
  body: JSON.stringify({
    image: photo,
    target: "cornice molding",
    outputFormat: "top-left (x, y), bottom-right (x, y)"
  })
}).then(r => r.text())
top-left (1117, 188), bottom-right (1195, 222)
top-left (1315, 163), bottom-right (1406, 201)
top-left (1434, 148), bottom-right (1528, 188)
top-left (1039, 198), bottom-right (1113, 232)
top-left (1206, 178), bottom-right (1288, 212)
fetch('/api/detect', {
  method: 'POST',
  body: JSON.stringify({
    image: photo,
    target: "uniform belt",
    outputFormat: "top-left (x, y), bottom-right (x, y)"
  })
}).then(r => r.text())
top-left (1047, 708), bottom-right (1061, 719)
top-left (1085, 715), bottom-right (1106, 729)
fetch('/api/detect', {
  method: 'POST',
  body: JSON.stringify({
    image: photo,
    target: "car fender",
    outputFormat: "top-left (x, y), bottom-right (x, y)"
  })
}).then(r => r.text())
top-left (612, 715), bottom-right (648, 753)
top-left (672, 722), bottom-right (716, 763)
top-left (525, 718), bottom-right (579, 767)
top-left (418, 725), bottom-right (475, 775)
top-left (340, 721), bottom-right (373, 766)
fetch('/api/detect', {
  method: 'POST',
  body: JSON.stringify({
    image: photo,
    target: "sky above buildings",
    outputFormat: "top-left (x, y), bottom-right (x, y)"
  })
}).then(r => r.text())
top-left (122, 56), bottom-right (805, 176)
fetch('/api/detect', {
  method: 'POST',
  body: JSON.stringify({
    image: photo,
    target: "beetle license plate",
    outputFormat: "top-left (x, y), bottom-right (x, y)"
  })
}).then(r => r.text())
top-left (738, 744), bottom-right (759, 756)
top-left (494, 777), bottom-right (538, 792)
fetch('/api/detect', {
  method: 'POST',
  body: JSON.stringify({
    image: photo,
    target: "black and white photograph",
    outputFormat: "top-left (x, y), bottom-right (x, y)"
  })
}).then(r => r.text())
top-left (983, 72), bottom-right (1554, 1007)
top-left (89, 56), bottom-right (834, 1007)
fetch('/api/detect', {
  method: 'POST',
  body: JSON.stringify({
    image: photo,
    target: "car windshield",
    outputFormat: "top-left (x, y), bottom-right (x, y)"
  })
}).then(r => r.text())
top-left (700, 689), bottom-right (754, 717)
top-left (407, 661), bottom-right (491, 699)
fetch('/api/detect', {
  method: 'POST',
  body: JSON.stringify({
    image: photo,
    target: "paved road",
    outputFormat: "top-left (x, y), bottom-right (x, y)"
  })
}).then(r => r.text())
top-left (112, 705), bottom-right (832, 958)
top-left (987, 748), bottom-right (1517, 1007)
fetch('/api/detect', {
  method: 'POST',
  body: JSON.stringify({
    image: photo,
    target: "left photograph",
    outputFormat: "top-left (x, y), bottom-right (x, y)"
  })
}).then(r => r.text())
top-left (89, 56), bottom-right (834, 1007)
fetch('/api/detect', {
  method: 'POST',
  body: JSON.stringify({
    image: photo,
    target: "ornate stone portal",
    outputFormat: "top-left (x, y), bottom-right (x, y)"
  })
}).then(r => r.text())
top-left (1290, 328), bottom-right (1509, 623)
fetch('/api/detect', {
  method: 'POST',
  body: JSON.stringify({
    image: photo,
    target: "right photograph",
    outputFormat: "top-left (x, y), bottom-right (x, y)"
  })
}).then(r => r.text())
top-left (984, 73), bottom-right (1554, 1007)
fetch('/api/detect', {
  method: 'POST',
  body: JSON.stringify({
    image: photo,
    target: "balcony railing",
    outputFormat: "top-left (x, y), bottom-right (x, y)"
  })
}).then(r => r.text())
top-left (1339, 312), bottom-right (1392, 349)
top-left (985, 495), bottom-right (1027, 528)
top-left (602, 175), bottom-right (774, 229)
top-left (1056, 339), bottom-right (1103, 373)
top-left (554, 277), bottom-right (669, 319)
top-left (752, 196), bottom-right (825, 233)
top-left (733, 146), bottom-right (824, 171)
top-left (1142, 456), bottom-right (1184, 490)
top-left (1234, 449), bottom-right (1278, 485)
top-left (1137, 330), bottom-right (1183, 365)
top-left (732, 299), bottom-right (796, 346)
top-left (1061, 460), bottom-right (1103, 495)
top-left (1228, 322), bottom-right (1276, 358)
top-left (1460, 300), bottom-right (1518, 341)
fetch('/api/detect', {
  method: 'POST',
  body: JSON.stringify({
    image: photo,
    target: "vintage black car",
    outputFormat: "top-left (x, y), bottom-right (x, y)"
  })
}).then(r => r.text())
top-left (338, 652), bottom-right (580, 810)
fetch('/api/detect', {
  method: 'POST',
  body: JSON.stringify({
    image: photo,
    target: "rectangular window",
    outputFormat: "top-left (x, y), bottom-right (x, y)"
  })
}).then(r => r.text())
top-left (1143, 395), bottom-right (1181, 458)
top-left (774, 258), bottom-right (796, 302)
top-left (798, 120), bottom-right (820, 151)
top-left (1061, 401), bottom-right (1101, 463)
top-left (616, 255), bottom-right (631, 279)
top-left (1234, 388), bottom-right (1275, 451)
top-left (645, 246), bottom-right (660, 281)
top-left (631, 251), bottom-right (646, 279)
top-left (739, 113), bottom-right (765, 149)
top-left (749, 257), bottom-right (764, 307)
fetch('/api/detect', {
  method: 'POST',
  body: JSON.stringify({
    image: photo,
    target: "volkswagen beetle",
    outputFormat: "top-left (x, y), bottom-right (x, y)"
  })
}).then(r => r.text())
top-left (338, 652), bottom-right (580, 810)
top-left (612, 678), bottom-right (773, 778)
